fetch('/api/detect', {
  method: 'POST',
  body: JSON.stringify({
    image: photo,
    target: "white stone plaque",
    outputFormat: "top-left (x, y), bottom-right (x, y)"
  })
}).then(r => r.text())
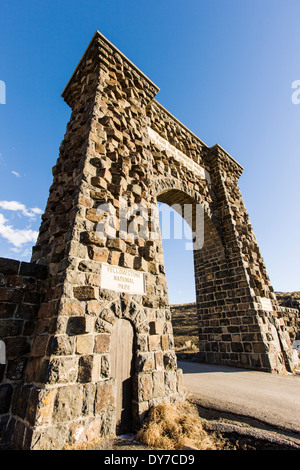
top-left (100, 263), bottom-right (146, 295)
top-left (148, 127), bottom-right (210, 182)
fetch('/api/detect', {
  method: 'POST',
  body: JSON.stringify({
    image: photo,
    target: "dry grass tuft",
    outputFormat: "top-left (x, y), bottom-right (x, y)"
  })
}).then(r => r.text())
top-left (136, 401), bottom-right (227, 450)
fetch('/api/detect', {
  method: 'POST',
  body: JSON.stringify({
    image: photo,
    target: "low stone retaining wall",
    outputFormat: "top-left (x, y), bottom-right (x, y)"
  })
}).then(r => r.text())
top-left (0, 257), bottom-right (47, 445)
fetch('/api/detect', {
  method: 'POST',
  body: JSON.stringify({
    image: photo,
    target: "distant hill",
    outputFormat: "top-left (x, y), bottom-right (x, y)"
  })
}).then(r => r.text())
top-left (170, 302), bottom-right (198, 354)
top-left (275, 292), bottom-right (300, 309)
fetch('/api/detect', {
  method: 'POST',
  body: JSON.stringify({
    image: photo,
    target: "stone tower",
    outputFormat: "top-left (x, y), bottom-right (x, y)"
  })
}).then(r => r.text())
top-left (1, 31), bottom-right (298, 450)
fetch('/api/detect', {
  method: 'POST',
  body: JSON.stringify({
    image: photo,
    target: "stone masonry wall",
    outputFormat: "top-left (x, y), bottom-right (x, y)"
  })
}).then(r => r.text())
top-left (276, 306), bottom-right (300, 344)
top-left (0, 258), bottom-right (47, 446)
top-left (146, 101), bottom-right (297, 374)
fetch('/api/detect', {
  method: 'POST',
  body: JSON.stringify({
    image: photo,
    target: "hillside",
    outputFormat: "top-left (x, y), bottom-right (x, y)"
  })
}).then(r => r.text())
top-left (170, 302), bottom-right (199, 354)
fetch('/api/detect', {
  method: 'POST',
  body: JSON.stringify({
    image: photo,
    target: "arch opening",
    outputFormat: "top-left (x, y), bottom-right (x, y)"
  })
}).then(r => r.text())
top-left (156, 187), bottom-right (230, 363)
top-left (156, 189), bottom-right (203, 357)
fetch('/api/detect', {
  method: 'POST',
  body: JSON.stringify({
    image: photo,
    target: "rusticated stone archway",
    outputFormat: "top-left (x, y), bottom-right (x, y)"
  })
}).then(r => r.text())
top-left (1, 30), bottom-right (298, 450)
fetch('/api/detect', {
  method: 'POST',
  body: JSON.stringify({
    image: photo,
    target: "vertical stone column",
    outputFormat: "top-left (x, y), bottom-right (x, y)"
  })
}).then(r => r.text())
top-left (196, 145), bottom-right (297, 372)
top-left (6, 32), bottom-right (184, 450)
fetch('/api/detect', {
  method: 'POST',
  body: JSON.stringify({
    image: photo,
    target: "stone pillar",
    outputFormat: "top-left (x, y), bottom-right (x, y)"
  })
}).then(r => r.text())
top-left (4, 31), bottom-right (184, 450)
top-left (195, 144), bottom-right (297, 372)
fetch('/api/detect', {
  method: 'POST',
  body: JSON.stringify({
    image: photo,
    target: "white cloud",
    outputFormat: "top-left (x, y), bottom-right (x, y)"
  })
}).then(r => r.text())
top-left (0, 213), bottom-right (38, 248)
top-left (30, 207), bottom-right (43, 215)
top-left (0, 200), bottom-right (43, 218)
top-left (11, 170), bottom-right (21, 178)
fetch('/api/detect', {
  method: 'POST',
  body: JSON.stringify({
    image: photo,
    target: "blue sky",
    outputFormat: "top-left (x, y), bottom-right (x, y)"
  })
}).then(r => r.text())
top-left (0, 0), bottom-right (299, 303)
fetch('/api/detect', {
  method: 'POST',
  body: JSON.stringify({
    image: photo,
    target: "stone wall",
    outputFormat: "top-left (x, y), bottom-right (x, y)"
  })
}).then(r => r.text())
top-left (276, 306), bottom-right (300, 344)
top-left (0, 257), bottom-right (47, 446)
top-left (146, 100), bottom-right (296, 374)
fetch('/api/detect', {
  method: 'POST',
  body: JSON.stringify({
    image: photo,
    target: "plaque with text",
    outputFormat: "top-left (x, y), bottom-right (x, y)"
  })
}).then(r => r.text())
top-left (100, 263), bottom-right (146, 295)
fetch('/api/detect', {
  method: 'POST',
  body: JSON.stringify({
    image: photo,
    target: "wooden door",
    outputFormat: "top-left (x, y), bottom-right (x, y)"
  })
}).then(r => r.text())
top-left (111, 319), bottom-right (134, 433)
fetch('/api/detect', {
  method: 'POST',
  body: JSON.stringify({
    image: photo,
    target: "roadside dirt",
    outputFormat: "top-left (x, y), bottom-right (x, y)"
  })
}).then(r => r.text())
top-left (80, 401), bottom-right (300, 451)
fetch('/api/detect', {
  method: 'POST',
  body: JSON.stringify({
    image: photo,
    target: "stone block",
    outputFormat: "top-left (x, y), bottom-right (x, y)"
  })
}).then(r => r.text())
top-left (0, 257), bottom-right (20, 275)
top-left (16, 303), bottom-right (39, 320)
top-left (108, 251), bottom-right (121, 265)
top-left (58, 300), bottom-right (85, 317)
top-left (85, 208), bottom-right (104, 223)
top-left (81, 231), bottom-right (106, 247)
top-left (5, 357), bottom-right (27, 381)
top-left (94, 334), bottom-right (110, 353)
top-left (48, 335), bottom-right (75, 356)
top-left (154, 351), bottom-right (164, 370)
top-left (73, 286), bottom-right (96, 300)
top-left (133, 256), bottom-right (148, 271)
top-left (0, 288), bottom-right (23, 303)
top-left (149, 321), bottom-right (164, 335)
top-left (136, 334), bottom-right (148, 352)
top-left (76, 334), bottom-right (94, 354)
top-left (148, 334), bottom-right (161, 351)
top-left (176, 368), bottom-right (185, 394)
top-left (152, 371), bottom-right (165, 398)
top-left (137, 352), bottom-right (155, 372)
top-left (119, 253), bottom-right (134, 269)
top-left (94, 380), bottom-right (115, 413)
top-left (82, 383), bottom-right (96, 417)
top-left (95, 142), bottom-right (106, 154)
top-left (139, 373), bottom-right (153, 401)
top-left (100, 355), bottom-right (110, 378)
top-left (52, 385), bottom-right (83, 423)
top-left (26, 387), bottom-right (57, 426)
top-left (0, 319), bottom-right (23, 337)
top-left (29, 424), bottom-right (69, 450)
top-left (161, 334), bottom-right (169, 351)
top-left (19, 262), bottom-right (47, 279)
top-left (165, 371), bottom-right (177, 395)
top-left (106, 238), bottom-right (126, 252)
top-left (0, 302), bottom-right (16, 318)
top-left (88, 246), bottom-right (109, 262)
top-left (38, 301), bottom-right (58, 319)
top-left (0, 383), bottom-right (13, 414)
top-left (5, 337), bottom-right (31, 357)
top-left (144, 241), bottom-right (156, 260)
top-left (67, 317), bottom-right (86, 335)
top-left (11, 384), bottom-right (31, 419)
top-left (47, 357), bottom-right (78, 384)
top-left (163, 352), bottom-right (177, 371)
top-left (31, 335), bottom-right (49, 357)
top-left (77, 355), bottom-right (97, 383)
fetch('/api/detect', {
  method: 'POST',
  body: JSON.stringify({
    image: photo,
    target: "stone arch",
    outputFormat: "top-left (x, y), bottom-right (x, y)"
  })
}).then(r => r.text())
top-left (3, 29), bottom-right (298, 451)
top-left (150, 175), bottom-right (216, 223)
top-left (151, 178), bottom-right (231, 356)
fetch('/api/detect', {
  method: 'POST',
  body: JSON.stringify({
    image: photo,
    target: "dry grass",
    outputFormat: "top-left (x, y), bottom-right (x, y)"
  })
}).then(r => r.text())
top-left (136, 401), bottom-right (228, 450)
